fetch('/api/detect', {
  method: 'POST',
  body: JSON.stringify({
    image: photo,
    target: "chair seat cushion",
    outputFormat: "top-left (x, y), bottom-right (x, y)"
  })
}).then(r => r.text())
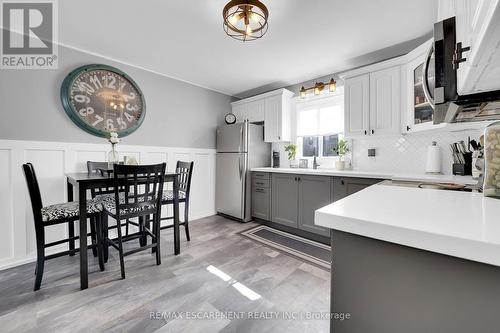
top-left (41, 201), bottom-right (102, 222)
top-left (162, 190), bottom-right (186, 202)
top-left (101, 193), bottom-right (157, 217)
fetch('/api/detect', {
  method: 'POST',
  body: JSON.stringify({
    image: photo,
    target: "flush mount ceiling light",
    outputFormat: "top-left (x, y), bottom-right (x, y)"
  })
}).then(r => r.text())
top-left (223, 0), bottom-right (269, 41)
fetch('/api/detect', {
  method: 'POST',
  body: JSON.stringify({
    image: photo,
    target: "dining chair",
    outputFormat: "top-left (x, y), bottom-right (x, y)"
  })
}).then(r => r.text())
top-left (101, 163), bottom-right (166, 279)
top-left (22, 163), bottom-right (104, 291)
top-left (160, 161), bottom-right (194, 241)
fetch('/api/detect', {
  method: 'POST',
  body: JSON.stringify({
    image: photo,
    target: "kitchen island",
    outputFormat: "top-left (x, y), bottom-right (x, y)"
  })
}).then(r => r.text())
top-left (315, 181), bottom-right (500, 333)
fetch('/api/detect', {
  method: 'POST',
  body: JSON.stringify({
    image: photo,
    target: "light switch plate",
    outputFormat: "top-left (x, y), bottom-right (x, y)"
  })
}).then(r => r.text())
top-left (368, 148), bottom-right (376, 157)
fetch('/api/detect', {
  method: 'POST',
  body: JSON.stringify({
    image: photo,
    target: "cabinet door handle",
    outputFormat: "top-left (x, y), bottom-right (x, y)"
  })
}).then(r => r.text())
top-left (406, 125), bottom-right (411, 132)
top-left (278, 136), bottom-right (281, 140)
top-left (371, 129), bottom-right (374, 134)
top-left (364, 130), bottom-right (367, 135)
top-left (341, 180), bottom-right (345, 185)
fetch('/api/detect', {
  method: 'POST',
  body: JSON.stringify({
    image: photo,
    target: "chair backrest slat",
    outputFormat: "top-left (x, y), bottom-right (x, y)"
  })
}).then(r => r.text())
top-left (87, 161), bottom-right (115, 197)
top-left (22, 163), bottom-right (43, 223)
top-left (176, 161), bottom-right (194, 197)
top-left (113, 163), bottom-right (166, 219)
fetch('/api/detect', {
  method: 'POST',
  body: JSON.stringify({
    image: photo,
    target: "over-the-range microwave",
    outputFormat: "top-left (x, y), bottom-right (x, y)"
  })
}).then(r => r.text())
top-left (421, 17), bottom-right (500, 124)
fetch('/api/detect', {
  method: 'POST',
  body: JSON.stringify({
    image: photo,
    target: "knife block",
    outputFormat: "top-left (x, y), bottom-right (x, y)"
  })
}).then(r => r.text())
top-left (452, 152), bottom-right (472, 176)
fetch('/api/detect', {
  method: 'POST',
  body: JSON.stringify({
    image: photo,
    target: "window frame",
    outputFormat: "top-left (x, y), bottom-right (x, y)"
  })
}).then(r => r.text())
top-left (294, 90), bottom-right (344, 159)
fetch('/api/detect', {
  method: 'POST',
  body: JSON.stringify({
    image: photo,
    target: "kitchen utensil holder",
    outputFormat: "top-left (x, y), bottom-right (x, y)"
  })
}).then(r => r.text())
top-left (452, 152), bottom-right (472, 176)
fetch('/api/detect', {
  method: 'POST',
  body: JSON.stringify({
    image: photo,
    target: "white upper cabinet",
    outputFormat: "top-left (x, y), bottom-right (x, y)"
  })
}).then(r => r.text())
top-left (232, 103), bottom-right (247, 122)
top-left (231, 89), bottom-right (293, 143)
top-left (246, 99), bottom-right (265, 123)
top-left (343, 62), bottom-right (402, 137)
top-left (404, 40), bottom-right (440, 133)
top-left (440, 0), bottom-right (500, 95)
top-left (344, 74), bottom-right (370, 137)
top-left (369, 66), bottom-right (401, 136)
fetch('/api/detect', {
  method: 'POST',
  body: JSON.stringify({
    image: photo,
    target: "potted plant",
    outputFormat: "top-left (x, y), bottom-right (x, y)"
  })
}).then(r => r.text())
top-left (333, 139), bottom-right (349, 170)
top-left (284, 144), bottom-right (298, 168)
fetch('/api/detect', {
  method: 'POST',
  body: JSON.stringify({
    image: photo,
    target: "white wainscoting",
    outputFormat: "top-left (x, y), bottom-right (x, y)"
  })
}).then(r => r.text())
top-left (0, 139), bottom-right (216, 271)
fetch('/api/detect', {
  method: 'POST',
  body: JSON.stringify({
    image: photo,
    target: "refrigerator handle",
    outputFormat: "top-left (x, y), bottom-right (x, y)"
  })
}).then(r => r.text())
top-left (239, 154), bottom-right (243, 179)
top-left (240, 124), bottom-right (244, 152)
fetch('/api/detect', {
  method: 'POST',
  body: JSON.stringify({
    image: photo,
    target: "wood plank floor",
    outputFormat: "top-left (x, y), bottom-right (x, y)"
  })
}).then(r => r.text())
top-left (0, 215), bottom-right (330, 332)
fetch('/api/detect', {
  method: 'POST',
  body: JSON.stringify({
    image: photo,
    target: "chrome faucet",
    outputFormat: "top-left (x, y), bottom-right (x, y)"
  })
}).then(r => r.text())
top-left (313, 155), bottom-right (320, 170)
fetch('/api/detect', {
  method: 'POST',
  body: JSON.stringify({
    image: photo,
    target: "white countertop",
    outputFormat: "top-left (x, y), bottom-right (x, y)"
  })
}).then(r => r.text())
top-left (315, 182), bottom-right (500, 267)
top-left (251, 167), bottom-right (477, 185)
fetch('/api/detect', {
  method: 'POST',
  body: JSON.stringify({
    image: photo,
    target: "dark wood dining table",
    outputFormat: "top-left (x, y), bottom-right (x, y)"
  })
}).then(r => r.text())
top-left (66, 171), bottom-right (181, 290)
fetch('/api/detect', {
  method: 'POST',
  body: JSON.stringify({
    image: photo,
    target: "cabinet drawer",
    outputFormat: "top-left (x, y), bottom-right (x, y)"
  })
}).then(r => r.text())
top-left (252, 187), bottom-right (270, 221)
top-left (253, 178), bottom-right (270, 188)
top-left (253, 172), bottom-right (270, 180)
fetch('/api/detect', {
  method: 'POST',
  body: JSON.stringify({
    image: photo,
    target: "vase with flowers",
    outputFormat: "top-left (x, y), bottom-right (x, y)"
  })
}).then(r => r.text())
top-left (107, 132), bottom-right (120, 168)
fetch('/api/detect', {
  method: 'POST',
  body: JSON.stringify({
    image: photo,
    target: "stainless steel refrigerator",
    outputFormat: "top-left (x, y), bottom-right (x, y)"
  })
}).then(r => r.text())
top-left (216, 122), bottom-right (270, 222)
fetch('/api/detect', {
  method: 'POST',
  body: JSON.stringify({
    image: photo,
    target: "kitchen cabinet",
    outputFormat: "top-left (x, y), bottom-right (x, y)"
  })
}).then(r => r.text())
top-left (369, 66), bottom-right (401, 136)
top-left (453, 0), bottom-right (500, 95)
top-left (344, 74), bottom-right (370, 137)
top-left (270, 173), bottom-right (330, 236)
top-left (404, 44), bottom-right (438, 133)
top-left (264, 91), bottom-right (293, 142)
top-left (343, 65), bottom-right (401, 137)
top-left (333, 177), bottom-right (383, 202)
top-left (298, 175), bottom-right (331, 237)
top-left (252, 172), bottom-right (271, 221)
top-left (271, 173), bottom-right (299, 228)
top-left (232, 103), bottom-right (247, 123)
top-left (231, 89), bottom-right (293, 143)
top-left (256, 171), bottom-right (384, 239)
top-left (246, 99), bottom-right (265, 123)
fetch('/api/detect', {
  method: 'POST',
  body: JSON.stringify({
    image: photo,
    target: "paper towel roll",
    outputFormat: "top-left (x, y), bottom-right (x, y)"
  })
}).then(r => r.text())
top-left (426, 141), bottom-right (441, 174)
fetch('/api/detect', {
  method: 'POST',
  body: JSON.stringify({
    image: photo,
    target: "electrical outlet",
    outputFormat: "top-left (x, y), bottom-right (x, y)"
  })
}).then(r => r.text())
top-left (368, 148), bottom-right (376, 157)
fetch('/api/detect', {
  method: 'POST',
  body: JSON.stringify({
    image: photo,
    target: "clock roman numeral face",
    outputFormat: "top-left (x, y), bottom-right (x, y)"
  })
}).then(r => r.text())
top-left (63, 66), bottom-right (145, 137)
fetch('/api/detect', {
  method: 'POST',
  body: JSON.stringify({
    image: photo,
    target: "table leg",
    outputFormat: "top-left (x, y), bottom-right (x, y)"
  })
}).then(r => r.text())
top-left (173, 177), bottom-right (180, 255)
top-left (79, 183), bottom-right (88, 290)
top-left (67, 180), bottom-right (75, 256)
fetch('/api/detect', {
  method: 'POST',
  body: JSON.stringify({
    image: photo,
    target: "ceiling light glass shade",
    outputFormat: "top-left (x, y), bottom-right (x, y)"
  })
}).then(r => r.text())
top-left (223, 0), bottom-right (269, 41)
top-left (300, 87), bottom-right (307, 99)
top-left (329, 79), bottom-right (337, 92)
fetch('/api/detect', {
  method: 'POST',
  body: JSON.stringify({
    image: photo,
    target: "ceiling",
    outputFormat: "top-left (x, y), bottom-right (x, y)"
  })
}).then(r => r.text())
top-left (59, 0), bottom-right (437, 97)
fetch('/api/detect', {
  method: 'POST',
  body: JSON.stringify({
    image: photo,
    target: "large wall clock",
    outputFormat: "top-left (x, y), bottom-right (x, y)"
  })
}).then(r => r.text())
top-left (60, 64), bottom-right (146, 138)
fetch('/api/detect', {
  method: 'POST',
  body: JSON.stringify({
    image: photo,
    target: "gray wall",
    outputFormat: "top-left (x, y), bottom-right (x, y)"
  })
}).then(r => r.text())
top-left (0, 45), bottom-right (233, 149)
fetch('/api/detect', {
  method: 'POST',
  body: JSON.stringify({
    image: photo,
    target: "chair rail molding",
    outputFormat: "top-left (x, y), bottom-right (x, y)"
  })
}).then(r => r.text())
top-left (0, 139), bottom-right (216, 271)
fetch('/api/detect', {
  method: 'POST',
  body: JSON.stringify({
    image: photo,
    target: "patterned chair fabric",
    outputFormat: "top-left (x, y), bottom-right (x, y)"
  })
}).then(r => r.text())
top-left (101, 194), bottom-right (157, 216)
top-left (162, 190), bottom-right (186, 202)
top-left (41, 201), bottom-right (102, 222)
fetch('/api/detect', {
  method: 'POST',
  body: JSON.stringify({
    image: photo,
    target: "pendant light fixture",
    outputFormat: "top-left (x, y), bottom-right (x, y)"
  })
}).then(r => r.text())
top-left (223, 0), bottom-right (269, 41)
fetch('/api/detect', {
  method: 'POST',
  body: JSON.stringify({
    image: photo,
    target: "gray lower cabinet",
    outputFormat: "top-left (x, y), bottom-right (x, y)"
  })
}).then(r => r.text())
top-left (254, 172), bottom-right (384, 238)
top-left (271, 173), bottom-right (331, 237)
top-left (298, 175), bottom-right (331, 237)
top-left (252, 187), bottom-right (270, 220)
top-left (252, 172), bottom-right (271, 220)
top-left (333, 177), bottom-right (383, 201)
top-left (271, 173), bottom-right (299, 228)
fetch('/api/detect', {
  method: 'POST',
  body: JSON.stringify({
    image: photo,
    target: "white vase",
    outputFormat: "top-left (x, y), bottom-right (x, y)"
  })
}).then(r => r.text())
top-left (335, 160), bottom-right (345, 171)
